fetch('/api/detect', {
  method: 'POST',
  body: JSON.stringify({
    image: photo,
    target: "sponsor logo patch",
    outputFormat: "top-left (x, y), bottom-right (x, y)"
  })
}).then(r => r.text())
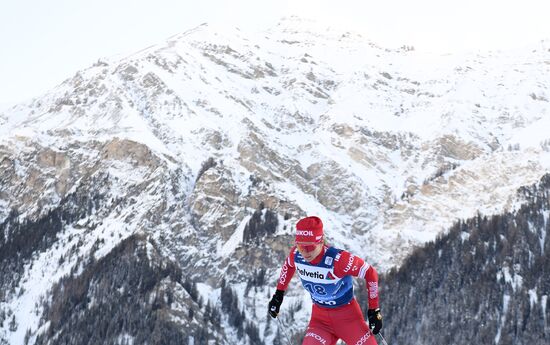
top-left (297, 267), bottom-right (325, 279)
top-left (279, 264), bottom-right (289, 285)
top-left (368, 282), bottom-right (378, 299)
top-left (305, 332), bottom-right (327, 345)
top-left (344, 254), bottom-right (355, 273)
top-left (355, 331), bottom-right (371, 345)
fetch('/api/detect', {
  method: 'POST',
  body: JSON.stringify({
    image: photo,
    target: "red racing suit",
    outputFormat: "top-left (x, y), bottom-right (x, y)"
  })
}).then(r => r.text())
top-left (276, 245), bottom-right (379, 345)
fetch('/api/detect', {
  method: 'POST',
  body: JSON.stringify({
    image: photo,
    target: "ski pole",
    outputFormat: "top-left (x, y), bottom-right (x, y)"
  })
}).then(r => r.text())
top-left (377, 332), bottom-right (390, 345)
top-left (276, 316), bottom-right (293, 345)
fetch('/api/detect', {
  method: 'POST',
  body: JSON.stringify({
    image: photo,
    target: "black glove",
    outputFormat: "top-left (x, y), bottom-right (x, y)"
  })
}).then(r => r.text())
top-left (368, 308), bottom-right (383, 334)
top-left (268, 290), bottom-right (285, 318)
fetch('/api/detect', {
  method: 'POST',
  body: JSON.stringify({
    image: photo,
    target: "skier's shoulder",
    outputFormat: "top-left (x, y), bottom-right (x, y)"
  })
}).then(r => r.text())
top-left (332, 248), bottom-right (364, 270)
top-left (331, 247), bottom-right (351, 261)
top-left (321, 245), bottom-right (337, 256)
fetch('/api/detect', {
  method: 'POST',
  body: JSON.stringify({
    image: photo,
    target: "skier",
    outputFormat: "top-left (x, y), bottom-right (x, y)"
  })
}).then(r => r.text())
top-left (268, 216), bottom-right (383, 345)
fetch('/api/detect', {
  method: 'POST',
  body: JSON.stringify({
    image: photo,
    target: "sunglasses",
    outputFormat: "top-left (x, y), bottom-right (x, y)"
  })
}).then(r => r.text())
top-left (295, 242), bottom-right (321, 252)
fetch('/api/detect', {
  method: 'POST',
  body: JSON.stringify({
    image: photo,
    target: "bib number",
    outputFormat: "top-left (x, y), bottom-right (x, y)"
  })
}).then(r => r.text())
top-left (303, 283), bottom-right (327, 295)
top-left (304, 283), bottom-right (337, 306)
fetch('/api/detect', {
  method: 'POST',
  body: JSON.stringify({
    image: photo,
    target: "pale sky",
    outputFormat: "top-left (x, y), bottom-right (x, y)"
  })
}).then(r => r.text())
top-left (1, 0), bottom-right (549, 105)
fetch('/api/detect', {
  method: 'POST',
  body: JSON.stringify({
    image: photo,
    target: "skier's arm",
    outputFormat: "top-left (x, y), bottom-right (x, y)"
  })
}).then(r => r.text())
top-left (269, 247), bottom-right (296, 318)
top-left (276, 246), bottom-right (296, 291)
top-left (364, 264), bottom-right (380, 309)
top-left (333, 250), bottom-right (379, 308)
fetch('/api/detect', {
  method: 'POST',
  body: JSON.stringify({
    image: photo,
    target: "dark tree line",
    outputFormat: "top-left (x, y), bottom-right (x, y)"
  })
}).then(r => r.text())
top-left (33, 234), bottom-right (220, 345)
top-left (243, 202), bottom-right (278, 245)
top-left (366, 173), bottom-right (550, 345)
top-left (221, 279), bottom-right (264, 344)
top-left (245, 268), bottom-right (266, 295)
top-left (0, 188), bottom-right (104, 302)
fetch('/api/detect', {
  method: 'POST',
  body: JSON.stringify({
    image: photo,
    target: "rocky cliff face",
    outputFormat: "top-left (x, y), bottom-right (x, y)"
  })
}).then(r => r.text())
top-left (1, 17), bottom-right (549, 344)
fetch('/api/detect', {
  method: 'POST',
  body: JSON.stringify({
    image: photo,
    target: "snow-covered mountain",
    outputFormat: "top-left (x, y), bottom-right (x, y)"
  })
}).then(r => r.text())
top-left (1, 16), bottom-right (549, 344)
